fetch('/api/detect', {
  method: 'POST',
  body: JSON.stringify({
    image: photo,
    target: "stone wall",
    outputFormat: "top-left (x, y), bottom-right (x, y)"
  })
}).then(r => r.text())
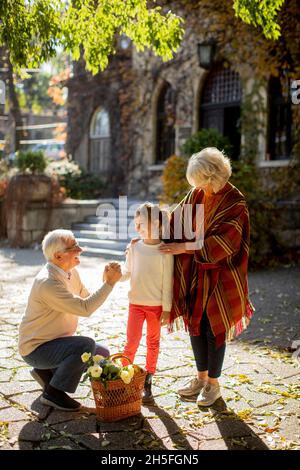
top-left (6, 199), bottom-right (100, 247)
top-left (67, 50), bottom-right (134, 196)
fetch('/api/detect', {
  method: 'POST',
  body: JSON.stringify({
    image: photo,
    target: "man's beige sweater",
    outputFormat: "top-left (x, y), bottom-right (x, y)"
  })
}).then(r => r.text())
top-left (18, 263), bottom-right (113, 356)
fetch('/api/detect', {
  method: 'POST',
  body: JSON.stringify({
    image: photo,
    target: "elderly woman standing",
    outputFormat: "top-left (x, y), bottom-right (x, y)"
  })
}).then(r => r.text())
top-left (19, 229), bottom-right (121, 411)
top-left (159, 147), bottom-right (254, 406)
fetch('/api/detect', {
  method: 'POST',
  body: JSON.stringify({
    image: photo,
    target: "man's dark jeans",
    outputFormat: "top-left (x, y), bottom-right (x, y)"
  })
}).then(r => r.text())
top-left (22, 336), bottom-right (109, 393)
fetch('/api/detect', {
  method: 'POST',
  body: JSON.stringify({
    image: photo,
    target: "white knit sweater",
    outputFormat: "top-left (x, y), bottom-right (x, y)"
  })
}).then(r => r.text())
top-left (120, 240), bottom-right (174, 311)
top-left (18, 264), bottom-right (113, 356)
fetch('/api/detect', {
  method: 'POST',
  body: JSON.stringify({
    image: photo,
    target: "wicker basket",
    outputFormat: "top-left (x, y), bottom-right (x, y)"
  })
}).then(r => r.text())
top-left (91, 354), bottom-right (146, 422)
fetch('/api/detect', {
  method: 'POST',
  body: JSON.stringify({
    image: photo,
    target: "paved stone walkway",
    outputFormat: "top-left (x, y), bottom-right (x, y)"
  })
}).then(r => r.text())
top-left (0, 247), bottom-right (299, 451)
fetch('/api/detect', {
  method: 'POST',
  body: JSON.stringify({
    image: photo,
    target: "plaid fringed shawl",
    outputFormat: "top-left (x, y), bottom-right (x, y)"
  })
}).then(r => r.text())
top-left (168, 182), bottom-right (254, 345)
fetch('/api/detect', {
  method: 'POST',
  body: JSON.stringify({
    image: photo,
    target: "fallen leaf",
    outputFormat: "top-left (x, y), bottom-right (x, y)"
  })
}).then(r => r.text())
top-left (265, 427), bottom-right (279, 433)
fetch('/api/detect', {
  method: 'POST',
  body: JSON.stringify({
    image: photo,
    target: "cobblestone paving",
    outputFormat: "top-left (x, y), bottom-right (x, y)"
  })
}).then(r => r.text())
top-left (0, 247), bottom-right (299, 451)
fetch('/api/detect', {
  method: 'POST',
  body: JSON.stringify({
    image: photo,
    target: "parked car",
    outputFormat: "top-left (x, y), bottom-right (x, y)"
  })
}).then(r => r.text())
top-left (4, 142), bottom-right (66, 167)
top-left (31, 142), bottom-right (66, 161)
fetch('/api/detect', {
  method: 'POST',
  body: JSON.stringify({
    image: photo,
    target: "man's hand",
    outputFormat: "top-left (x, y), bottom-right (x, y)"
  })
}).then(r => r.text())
top-left (103, 263), bottom-right (122, 286)
top-left (161, 311), bottom-right (171, 326)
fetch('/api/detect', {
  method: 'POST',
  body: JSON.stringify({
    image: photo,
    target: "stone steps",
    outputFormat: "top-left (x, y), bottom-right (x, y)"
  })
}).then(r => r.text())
top-left (75, 236), bottom-right (128, 251)
top-left (72, 229), bottom-right (124, 241)
top-left (71, 198), bottom-right (157, 258)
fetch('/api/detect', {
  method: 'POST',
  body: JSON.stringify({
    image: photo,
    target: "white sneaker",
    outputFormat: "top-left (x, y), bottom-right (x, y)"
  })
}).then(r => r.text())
top-left (178, 377), bottom-right (206, 397)
top-left (197, 383), bottom-right (221, 406)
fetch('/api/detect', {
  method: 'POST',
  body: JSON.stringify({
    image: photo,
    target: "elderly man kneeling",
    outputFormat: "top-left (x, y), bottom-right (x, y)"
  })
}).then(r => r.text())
top-left (18, 229), bottom-right (121, 411)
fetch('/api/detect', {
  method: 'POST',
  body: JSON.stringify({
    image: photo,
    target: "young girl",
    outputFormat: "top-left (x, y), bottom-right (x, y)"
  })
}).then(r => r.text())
top-left (120, 202), bottom-right (174, 404)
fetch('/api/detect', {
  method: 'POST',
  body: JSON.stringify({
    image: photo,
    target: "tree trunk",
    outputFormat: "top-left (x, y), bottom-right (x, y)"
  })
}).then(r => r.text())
top-left (0, 47), bottom-right (25, 151)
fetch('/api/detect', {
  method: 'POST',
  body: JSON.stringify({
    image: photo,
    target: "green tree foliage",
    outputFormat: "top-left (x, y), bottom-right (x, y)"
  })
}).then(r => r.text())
top-left (16, 73), bottom-right (53, 113)
top-left (0, 0), bottom-right (184, 74)
top-left (233, 0), bottom-right (284, 39)
top-left (0, 1), bottom-right (287, 75)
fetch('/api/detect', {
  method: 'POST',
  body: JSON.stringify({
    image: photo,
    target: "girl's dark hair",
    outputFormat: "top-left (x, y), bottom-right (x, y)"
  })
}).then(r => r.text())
top-left (135, 202), bottom-right (169, 240)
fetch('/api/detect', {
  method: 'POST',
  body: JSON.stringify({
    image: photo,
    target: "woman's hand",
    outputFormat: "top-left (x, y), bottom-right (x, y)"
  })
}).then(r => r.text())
top-left (159, 242), bottom-right (186, 255)
top-left (161, 311), bottom-right (170, 326)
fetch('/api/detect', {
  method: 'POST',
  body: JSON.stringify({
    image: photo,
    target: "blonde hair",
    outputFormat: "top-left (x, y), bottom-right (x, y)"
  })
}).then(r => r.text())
top-left (186, 147), bottom-right (232, 193)
top-left (135, 202), bottom-right (169, 240)
top-left (42, 229), bottom-right (75, 261)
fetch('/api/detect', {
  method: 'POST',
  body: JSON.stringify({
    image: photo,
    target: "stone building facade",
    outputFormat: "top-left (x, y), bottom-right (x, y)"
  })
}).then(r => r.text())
top-left (67, 3), bottom-right (296, 199)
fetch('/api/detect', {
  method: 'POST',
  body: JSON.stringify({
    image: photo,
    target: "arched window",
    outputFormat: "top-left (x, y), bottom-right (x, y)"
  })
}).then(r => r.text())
top-left (89, 107), bottom-right (111, 173)
top-left (156, 82), bottom-right (176, 163)
top-left (200, 65), bottom-right (242, 160)
top-left (267, 77), bottom-right (293, 160)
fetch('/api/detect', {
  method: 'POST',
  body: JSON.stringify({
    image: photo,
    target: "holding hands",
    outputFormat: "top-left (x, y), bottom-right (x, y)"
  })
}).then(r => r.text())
top-left (103, 262), bottom-right (122, 286)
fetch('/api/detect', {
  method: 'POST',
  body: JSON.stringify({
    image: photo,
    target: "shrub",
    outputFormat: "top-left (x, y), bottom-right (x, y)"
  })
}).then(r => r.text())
top-left (45, 159), bottom-right (104, 199)
top-left (15, 150), bottom-right (47, 174)
top-left (230, 161), bottom-right (274, 267)
top-left (160, 154), bottom-right (189, 204)
top-left (181, 128), bottom-right (232, 158)
top-left (63, 172), bottom-right (104, 199)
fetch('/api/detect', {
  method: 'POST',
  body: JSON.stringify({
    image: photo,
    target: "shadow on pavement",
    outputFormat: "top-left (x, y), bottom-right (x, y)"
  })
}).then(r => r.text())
top-left (142, 403), bottom-right (196, 449)
top-left (208, 398), bottom-right (270, 450)
top-left (18, 397), bottom-right (99, 450)
top-left (96, 401), bottom-right (198, 450)
top-left (16, 395), bottom-right (270, 450)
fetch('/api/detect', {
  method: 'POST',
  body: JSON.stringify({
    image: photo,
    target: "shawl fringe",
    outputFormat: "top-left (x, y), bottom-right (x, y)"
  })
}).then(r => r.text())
top-left (226, 300), bottom-right (255, 342)
top-left (168, 300), bottom-right (256, 344)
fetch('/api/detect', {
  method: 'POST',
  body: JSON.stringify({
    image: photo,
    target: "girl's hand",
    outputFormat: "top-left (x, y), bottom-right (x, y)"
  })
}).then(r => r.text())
top-left (159, 242), bottom-right (186, 255)
top-left (161, 311), bottom-right (171, 326)
top-left (125, 237), bottom-right (140, 255)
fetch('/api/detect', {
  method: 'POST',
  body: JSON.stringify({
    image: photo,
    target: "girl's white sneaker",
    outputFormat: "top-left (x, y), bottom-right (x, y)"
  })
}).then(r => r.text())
top-left (196, 383), bottom-right (221, 406)
top-left (178, 377), bottom-right (206, 397)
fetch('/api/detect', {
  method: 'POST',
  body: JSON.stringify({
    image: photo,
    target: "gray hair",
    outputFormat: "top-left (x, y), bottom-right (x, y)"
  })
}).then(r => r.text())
top-left (42, 229), bottom-right (75, 261)
top-left (186, 147), bottom-right (232, 193)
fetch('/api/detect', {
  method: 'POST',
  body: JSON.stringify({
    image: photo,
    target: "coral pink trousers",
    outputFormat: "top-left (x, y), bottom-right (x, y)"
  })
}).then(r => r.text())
top-left (123, 303), bottom-right (162, 374)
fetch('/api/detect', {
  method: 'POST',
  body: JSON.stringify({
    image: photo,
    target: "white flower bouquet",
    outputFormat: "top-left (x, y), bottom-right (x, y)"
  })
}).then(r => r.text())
top-left (81, 352), bottom-right (147, 422)
top-left (81, 352), bottom-right (138, 388)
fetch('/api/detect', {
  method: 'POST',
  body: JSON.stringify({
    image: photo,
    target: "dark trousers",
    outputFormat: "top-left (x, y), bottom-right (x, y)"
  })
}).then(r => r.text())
top-left (190, 312), bottom-right (226, 379)
top-left (22, 336), bottom-right (109, 393)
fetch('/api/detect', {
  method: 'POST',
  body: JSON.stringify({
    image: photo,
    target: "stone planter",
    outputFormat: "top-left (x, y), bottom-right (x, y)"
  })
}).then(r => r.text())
top-left (7, 174), bottom-right (52, 202)
top-left (6, 174), bottom-right (53, 247)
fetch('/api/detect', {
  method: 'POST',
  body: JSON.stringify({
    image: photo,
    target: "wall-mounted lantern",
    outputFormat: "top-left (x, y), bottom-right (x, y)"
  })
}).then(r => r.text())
top-left (197, 40), bottom-right (216, 70)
